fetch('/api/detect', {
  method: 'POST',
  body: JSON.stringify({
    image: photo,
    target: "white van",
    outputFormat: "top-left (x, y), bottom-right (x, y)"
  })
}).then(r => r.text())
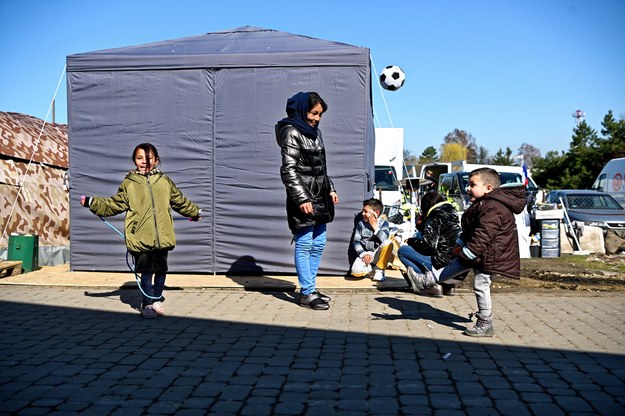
top-left (592, 157), bottom-right (625, 208)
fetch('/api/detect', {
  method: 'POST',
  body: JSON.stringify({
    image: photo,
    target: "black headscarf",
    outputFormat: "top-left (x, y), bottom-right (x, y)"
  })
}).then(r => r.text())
top-left (276, 92), bottom-right (319, 139)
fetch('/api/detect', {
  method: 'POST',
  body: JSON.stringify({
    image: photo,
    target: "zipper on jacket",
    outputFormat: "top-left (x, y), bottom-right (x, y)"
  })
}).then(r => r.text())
top-left (147, 175), bottom-right (161, 248)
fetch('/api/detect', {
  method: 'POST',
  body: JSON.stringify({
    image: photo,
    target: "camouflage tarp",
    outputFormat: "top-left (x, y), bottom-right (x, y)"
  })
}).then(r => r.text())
top-left (0, 112), bottom-right (69, 252)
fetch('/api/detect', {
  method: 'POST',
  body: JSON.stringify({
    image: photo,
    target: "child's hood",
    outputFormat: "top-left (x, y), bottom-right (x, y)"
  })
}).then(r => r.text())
top-left (125, 169), bottom-right (163, 183)
top-left (485, 185), bottom-right (526, 215)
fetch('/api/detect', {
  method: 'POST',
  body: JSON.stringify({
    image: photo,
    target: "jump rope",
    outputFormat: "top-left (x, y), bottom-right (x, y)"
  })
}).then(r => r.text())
top-left (96, 214), bottom-right (191, 301)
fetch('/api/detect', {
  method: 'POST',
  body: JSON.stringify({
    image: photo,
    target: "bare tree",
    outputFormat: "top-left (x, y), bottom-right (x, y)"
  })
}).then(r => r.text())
top-left (444, 129), bottom-right (478, 162)
top-left (476, 146), bottom-right (490, 164)
top-left (517, 143), bottom-right (541, 169)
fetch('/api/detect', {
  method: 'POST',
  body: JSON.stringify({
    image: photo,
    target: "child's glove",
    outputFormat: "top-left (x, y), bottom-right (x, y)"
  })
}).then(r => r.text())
top-left (80, 195), bottom-right (92, 207)
top-left (190, 209), bottom-right (202, 222)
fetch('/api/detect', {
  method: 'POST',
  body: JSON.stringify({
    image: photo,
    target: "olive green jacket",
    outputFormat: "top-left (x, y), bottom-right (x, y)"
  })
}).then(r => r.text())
top-left (89, 170), bottom-right (200, 253)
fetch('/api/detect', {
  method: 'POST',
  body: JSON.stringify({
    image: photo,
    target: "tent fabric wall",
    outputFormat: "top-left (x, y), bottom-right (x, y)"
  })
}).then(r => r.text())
top-left (0, 112), bottom-right (70, 266)
top-left (67, 26), bottom-right (375, 275)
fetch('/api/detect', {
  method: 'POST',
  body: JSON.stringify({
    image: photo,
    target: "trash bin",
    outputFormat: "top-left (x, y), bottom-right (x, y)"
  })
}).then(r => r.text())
top-left (8, 234), bottom-right (39, 273)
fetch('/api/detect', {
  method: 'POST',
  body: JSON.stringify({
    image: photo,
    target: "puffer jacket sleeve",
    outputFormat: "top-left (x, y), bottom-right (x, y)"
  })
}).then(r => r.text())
top-left (89, 181), bottom-right (130, 217)
top-left (166, 177), bottom-right (200, 218)
top-left (279, 127), bottom-right (310, 206)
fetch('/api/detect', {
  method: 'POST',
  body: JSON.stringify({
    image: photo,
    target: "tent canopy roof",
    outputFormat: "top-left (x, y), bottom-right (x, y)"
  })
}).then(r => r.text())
top-left (67, 26), bottom-right (370, 71)
top-left (0, 112), bottom-right (67, 168)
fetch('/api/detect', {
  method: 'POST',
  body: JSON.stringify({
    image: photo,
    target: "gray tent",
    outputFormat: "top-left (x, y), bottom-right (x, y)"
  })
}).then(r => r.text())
top-left (67, 26), bottom-right (375, 275)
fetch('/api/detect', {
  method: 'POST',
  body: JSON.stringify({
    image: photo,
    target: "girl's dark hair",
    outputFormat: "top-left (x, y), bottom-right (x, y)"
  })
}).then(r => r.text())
top-left (132, 143), bottom-right (160, 169)
top-left (420, 192), bottom-right (446, 217)
top-left (308, 92), bottom-right (328, 112)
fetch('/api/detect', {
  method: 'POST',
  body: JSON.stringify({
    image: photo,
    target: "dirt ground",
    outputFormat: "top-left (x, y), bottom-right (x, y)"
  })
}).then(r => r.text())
top-left (463, 253), bottom-right (625, 292)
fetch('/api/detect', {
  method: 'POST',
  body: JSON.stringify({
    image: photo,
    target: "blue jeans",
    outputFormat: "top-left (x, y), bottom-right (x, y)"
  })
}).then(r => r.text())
top-left (398, 245), bottom-right (432, 274)
top-left (140, 273), bottom-right (166, 307)
top-left (294, 224), bottom-right (327, 296)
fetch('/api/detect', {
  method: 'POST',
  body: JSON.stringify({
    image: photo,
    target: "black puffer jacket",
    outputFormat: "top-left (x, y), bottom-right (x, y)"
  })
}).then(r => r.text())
top-left (459, 186), bottom-right (526, 278)
top-left (276, 124), bottom-right (336, 234)
top-left (408, 201), bottom-right (461, 269)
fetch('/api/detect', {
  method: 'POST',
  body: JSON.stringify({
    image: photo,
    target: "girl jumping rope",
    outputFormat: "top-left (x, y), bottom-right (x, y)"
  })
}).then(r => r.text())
top-left (80, 143), bottom-right (201, 318)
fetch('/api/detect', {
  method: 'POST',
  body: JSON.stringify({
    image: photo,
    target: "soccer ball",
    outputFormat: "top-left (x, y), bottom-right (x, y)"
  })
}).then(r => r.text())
top-left (379, 65), bottom-right (406, 91)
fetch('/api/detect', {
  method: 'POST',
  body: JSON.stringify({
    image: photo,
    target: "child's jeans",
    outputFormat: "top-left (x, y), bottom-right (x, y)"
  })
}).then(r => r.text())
top-left (397, 244), bottom-right (432, 274)
top-left (435, 258), bottom-right (492, 315)
top-left (140, 273), bottom-right (166, 307)
top-left (294, 223), bottom-right (327, 296)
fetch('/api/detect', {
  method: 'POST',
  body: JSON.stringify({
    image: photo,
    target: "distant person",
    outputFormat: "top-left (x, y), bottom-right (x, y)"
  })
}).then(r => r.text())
top-left (398, 192), bottom-right (461, 297)
top-left (424, 169), bottom-right (438, 192)
top-left (406, 168), bottom-right (525, 337)
top-left (276, 91), bottom-right (339, 311)
top-left (80, 143), bottom-right (201, 318)
top-left (350, 198), bottom-right (392, 281)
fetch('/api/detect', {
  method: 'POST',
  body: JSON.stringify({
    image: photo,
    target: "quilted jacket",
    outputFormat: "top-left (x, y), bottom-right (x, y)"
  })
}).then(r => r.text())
top-left (88, 169), bottom-right (200, 253)
top-left (276, 124), bottom-right (336, 234)
top-left (408, 201), bottom-right (461, 269)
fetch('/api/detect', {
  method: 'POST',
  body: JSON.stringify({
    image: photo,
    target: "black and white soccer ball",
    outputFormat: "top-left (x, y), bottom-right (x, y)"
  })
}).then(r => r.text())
top-left (379, 65), bottom-right (406, 91)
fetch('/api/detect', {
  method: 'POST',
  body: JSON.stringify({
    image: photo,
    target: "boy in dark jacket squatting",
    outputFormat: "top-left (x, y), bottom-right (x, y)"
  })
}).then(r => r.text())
top-left (406, 167), bottom-right (526, 337)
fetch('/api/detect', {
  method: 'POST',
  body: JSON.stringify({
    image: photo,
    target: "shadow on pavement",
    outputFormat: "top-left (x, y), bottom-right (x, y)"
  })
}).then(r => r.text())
top-left (371, 296), bottom-right (471, 330)
top-left (1, 298), bottom-right (624, 415)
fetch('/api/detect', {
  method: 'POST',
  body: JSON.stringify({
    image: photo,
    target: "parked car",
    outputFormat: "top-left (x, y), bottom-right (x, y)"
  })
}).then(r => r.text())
top-left (591, 157), bottom-right (625, 208)
top-left (545, 190), bottom-right (625, 234)
top-left (438, 171), bottom-right (534, 212)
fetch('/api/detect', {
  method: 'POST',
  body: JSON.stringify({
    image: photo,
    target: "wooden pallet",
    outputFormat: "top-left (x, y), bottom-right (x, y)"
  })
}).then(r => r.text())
top-left (0, 261), bottom-right (23, 278)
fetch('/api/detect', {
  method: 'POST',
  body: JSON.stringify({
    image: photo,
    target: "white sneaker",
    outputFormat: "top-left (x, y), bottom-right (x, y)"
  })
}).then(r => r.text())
top-left (152, 301), bottom-right (165, 316)
top-left (372, 269), bottom-right (386, 281)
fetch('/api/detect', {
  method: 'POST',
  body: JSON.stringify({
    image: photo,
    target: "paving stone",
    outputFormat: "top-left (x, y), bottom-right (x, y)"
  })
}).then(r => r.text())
top-left (1, 287), bottom-right (624, 416)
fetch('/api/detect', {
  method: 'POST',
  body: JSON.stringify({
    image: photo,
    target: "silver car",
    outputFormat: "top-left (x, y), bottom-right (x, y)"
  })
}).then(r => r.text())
top-left (546, 190), bottom-right (625, 234)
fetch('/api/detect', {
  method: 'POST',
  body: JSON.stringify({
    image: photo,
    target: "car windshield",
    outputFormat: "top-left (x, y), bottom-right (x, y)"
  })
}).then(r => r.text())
top-left (458, 172), bottom-right (524, 193)
top-left (566, 194), bottom-right (623, 210)
top-left (375, 166), bottom-right (399, 191)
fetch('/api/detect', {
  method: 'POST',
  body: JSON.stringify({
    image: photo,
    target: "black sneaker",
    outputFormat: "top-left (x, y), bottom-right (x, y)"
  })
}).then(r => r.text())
top-left (300, 292), bottom-right (330, 310)
top-left (312, 291), bottom-right (331, 302)
top-left (442, 284), bottom-right (456, 296)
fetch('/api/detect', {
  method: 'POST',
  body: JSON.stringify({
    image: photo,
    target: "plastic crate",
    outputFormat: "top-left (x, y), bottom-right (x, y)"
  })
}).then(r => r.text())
top-left (541, 238), bottom-right (560, 249)
top-left (541, 247), bottom-right (560, 258)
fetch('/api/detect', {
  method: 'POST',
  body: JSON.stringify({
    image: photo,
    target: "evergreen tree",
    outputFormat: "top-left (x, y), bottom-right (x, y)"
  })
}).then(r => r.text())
top-left (491, 147), bottom-right (515, 165)
top-left (566, 120), bottom-right (600, 188)
top-left (419, 146), bottom-right (438, 164)
top-left (599, 111), bottom-right (625, 161)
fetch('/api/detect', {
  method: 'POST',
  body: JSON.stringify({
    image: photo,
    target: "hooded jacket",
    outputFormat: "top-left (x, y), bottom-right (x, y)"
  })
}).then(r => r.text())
top-left (276, 124), bottom-right (336, 233)
top-left (459, 185), bottom-right (526, 278)
top-left (88, 169), bottom-right (200, 253)
top-left (408, 201), bottom-right (461, 269)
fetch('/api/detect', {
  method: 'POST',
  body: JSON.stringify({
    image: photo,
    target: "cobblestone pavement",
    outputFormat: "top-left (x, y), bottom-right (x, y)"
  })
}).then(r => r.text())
top-left (1, 286), bottom-right (624, 415)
